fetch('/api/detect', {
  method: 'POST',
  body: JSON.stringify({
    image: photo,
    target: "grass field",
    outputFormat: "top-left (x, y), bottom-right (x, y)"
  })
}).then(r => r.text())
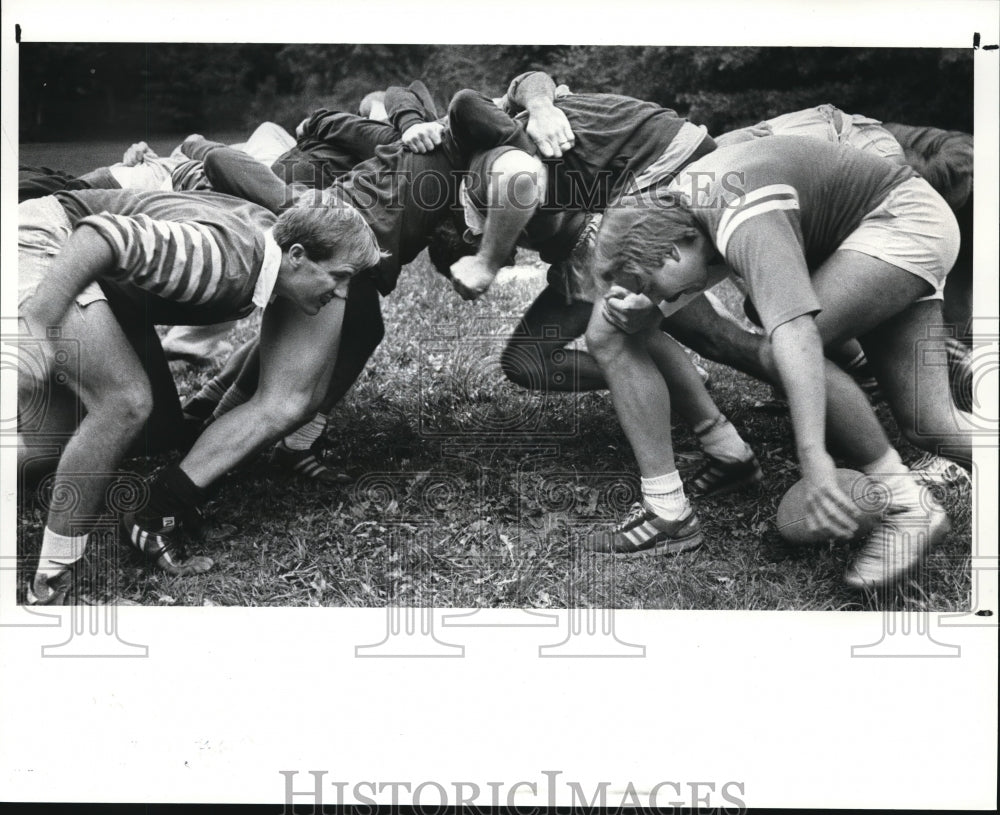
top-left (15, 140), bottom-right (974, 610)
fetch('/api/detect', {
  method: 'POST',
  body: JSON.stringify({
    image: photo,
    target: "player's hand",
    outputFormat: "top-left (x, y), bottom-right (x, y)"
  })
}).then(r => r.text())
top-left (179, 134), bottom-right (206, 158)
top-left (450, 255), bottom-right (498, 301)
top-left (715, 121), bottom-right (773, 148)
top-left (601, 286), bottom-right (659, 334)
top-left (525, 104), bottom-right (575, 158)
top-left (744, 121), bottom-right (773, 139)
top-left (401, 121), bottom-right (445, 154)
top-left (799, 451), bottom-right (861, 541)
top-left (122, 141), bottom-right (157, 166)
top-left (295, 117), bottom-right (310, 140)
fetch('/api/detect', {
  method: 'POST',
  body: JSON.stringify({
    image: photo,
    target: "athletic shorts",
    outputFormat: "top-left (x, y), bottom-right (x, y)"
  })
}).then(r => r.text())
top-left (546, 213), bottom-right (604, 304)
top-left (18, 195), bottom-right (106, 307)
top-left (838, 176), bottom-right (960, 301)
top-left (765, 104), bottom-right (906, 163)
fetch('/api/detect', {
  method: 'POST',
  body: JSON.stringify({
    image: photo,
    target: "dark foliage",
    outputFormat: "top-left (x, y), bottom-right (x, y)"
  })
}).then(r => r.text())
top-left (19, 43), bottom-right (972, 142)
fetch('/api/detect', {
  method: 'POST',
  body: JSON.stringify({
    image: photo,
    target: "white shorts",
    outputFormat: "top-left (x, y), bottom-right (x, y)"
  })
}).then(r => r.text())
top-left (838, 176), bottom-right (960, 301)
top-left (19, 196), bottom-right (106, 307)
top-left (766, 104), bottom-right (906, 162)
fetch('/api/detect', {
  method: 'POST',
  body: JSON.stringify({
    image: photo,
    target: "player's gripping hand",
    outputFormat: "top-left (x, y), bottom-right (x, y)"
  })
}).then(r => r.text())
top-left (526, 104), bottom-right (575, 159)
top-left (799, 450), bottom-right (862, 541)
top-left (715, 121), bottom-right (774, 148)
top-left (122, 141), bottom-right (157, 166)
top-left (401, 121), bottom-right (445, 154)
top-left (450, 255), bottom-right (498, 301)
top-left (601, 286), bottom-right (659, 334)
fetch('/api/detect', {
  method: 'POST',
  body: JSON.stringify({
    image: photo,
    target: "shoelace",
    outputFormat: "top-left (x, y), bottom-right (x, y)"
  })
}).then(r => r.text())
top-left (614, 503), bottom-right (647, 532)
top-left (911, 453), bottom-right (968, 486)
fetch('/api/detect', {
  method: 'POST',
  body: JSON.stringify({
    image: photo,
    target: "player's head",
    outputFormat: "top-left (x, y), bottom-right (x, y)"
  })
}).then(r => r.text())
top-left (427, 216), bottom-right (479, 278)
top-left (594, 192), bottom-right (714, 302)
top-left (358, 90), bottom-right (388, 122)
top-left (273, 204), bottom-right (385, 314)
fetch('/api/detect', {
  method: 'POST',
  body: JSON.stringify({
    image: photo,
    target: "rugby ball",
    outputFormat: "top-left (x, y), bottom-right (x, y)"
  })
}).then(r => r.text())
top-left (776, 468), bottom-right (885, 544)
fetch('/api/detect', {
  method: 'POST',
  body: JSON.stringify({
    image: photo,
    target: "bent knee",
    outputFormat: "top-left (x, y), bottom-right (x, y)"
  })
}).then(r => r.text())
top-left (262, 393), bottom-right (321, 435)
top-left (585, 320), bottom-right (630, 365)
top-left (499, 341), bottom-right (537, 389)
top-left (95, 383), bottom-right (153, 430)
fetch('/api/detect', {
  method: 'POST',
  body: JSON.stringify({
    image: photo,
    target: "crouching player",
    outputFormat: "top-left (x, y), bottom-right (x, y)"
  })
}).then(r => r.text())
top-left (592, 136), bottom-right (970, 589)
top-left (18, 188), bottom-right (381, 603)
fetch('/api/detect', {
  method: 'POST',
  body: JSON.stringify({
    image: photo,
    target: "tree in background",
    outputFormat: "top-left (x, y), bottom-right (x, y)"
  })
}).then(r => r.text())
top-left (19, 44), bottom-right (972, 142)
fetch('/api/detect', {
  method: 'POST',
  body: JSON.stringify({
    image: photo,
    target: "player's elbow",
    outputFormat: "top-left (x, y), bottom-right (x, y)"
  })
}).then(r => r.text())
top-left (448, 89), bottom-right (491, 124)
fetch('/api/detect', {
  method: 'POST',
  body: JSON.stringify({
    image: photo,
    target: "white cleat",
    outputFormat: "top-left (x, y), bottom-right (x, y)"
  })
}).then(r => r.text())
top-left (844, 494), bottom-right (951, 590)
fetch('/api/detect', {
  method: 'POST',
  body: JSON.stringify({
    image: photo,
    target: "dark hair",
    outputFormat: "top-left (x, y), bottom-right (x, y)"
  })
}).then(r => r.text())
top-left (594, 193), bottom-right (702, 287)
top-left (273, 204), bottom-right (386, 270)
top-left (426, 216), bottom-right (478, 277)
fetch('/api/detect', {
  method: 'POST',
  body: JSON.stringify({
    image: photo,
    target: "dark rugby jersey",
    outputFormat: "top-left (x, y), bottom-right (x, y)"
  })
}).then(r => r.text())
top-left (450, 88), bottom-right (696, 213)
top-left (335, 142), bottom-right (463, 295)
top-left (272, 111), bottom-right (399, 187)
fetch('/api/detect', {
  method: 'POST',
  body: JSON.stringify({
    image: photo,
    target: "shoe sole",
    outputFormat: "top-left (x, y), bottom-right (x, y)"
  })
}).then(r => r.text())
top-left (612, 530), bottom-right (704, 558)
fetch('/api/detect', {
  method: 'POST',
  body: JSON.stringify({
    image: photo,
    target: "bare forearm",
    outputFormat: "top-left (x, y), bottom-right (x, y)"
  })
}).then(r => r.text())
top-left (770, 316), bottom-right (829, 471)
top-left (24, 225), bottom-right (112, 329)
top-left (507, 72), bottom-right (557, 113)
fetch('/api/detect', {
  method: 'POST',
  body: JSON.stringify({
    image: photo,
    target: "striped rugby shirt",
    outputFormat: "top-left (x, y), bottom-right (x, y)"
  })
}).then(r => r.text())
top-left (55, 188), bottom-right (280, 325)
top-left (667, 136), bottom-right (916, 335)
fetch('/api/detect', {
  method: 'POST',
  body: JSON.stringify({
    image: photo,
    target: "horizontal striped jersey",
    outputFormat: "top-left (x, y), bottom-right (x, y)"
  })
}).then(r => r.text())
top-left (668, 136), bottom-right (916, 335)
top-left (55, 189), bottom-right (280, 325)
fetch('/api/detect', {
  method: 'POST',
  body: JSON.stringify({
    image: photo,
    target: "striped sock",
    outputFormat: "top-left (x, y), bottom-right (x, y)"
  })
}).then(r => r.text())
top-left (283, 414), bottom-right (328, 451)
top-left (184, 377), bottom-right (228, 420)
top-left (211, 386), bottom-right (250, 421)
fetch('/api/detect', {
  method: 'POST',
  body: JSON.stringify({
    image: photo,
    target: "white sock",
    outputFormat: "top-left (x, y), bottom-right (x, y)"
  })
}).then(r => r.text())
top-left (283, 413), bottom-right (328, 451)
top-left (640, 471), bottom-right (688, 520)
top-left (695, 415), bottom-right (753, 463)
top-left (861, 448), bottom-right (922, 508)
top-left (36, 527), bottom-right (88, 580)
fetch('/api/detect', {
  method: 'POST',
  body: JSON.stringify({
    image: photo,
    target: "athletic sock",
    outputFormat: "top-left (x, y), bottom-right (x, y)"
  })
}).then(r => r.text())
top-left (694, 414), bottom-right (753, 463)
top-left (843, 350), bottom-right (867, 373)
top-left (640, 471), bottom-right (688, 520)
top-left (36, 528), bottom-right (88, 580)
top-left (282, 414), bottom-right (328, 452)
top-left (211, 386), bottom-right (250, 421)
top-left (860, 447), bottom-right (922, 509)
top-left (183, 377), bottom-right (228, 421)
